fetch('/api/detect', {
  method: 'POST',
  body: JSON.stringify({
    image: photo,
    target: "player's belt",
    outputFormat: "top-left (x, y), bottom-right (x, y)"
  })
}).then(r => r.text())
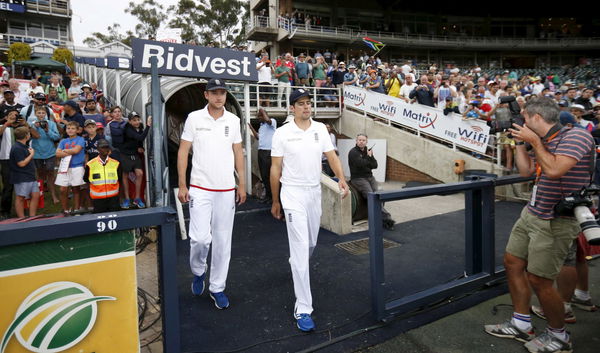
top-left (190, 184), bottom-right (235, 192)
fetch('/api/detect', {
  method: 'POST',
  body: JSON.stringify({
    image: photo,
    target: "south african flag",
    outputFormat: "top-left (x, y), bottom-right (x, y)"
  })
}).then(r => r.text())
top-left (362, 37), bottom-right (385, 52)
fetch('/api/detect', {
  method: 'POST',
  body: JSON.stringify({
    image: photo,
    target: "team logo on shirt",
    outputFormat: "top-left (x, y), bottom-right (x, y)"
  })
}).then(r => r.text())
top-left (224, 126), bottom-right (229, 137)
top-left (314, 133), bottom-right (319, 142)
top-left (288, 213), bottom-right (293, 222)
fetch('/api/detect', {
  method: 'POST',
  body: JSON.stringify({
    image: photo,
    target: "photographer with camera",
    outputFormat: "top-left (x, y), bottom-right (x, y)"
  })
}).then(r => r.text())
top-left (462, 96), bottom-right (486, 121)
top-left (484, 97), bottom-right (595, 353)
top-left (30, 105), bottom-right (61, 204)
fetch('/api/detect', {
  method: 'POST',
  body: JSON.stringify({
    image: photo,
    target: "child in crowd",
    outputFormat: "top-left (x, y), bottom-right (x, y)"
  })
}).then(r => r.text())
top-left (120, 112), bottom-right (151, 209)
top-left (84, 139), bottom-right (121, 213)
top-left (30, 105), bottom-right (61, 204)
top-left (9, 126), bottom-right (40, 217)
top-left (79, 119), bottom-right (105, 212)
top-left (55, 121), bottom-right (86, 215)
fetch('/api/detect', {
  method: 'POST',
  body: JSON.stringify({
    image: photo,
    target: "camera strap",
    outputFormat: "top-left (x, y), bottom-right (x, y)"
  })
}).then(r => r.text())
top-left (532, 125), bottom-right (564, 207)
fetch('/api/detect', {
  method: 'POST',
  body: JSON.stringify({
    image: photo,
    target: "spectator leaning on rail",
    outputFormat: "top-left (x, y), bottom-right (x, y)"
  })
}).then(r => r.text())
top-left (409, 75), bottom-right (435, 107)
top-left (343, 64), bottom-right (359, 86)
top-left (484, 97), bottom-right (594, 353)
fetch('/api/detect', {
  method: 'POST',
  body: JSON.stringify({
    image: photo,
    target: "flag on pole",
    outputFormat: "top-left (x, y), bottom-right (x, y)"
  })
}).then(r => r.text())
top-left (362, 37), bottom-right (385, 52)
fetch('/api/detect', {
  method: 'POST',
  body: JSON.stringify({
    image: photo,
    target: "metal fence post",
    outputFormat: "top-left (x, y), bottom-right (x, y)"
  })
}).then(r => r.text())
top-left (158, 217), bottom-right (180, 353)
top-left (150, 58), bottom-right (164, 207)
top-left (368, 192), bottom-right (386, 320)
top-left (464, 180), bottom-right (483, 275)
top-left (481, 183), bottom-right (496, 274)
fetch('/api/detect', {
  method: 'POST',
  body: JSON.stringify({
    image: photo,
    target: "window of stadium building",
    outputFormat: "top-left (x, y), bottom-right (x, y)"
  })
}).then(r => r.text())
top-left (44, 24), bottom-right (59, 39)
top-left (27, 22), bottom-right (42, 37)
top-left (9, 21), bottom-right (26, 36)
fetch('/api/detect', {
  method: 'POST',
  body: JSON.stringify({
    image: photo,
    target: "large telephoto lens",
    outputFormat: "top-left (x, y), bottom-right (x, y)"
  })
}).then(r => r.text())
top-left (574, 206), bottom-right (600, 245)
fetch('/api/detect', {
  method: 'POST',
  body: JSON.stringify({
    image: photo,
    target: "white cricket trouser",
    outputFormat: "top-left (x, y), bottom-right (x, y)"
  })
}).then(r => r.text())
top-left (188, 186), bottom-right (235, 293)
top-left (281, 184), bottom-right (322, 315)
top-left (277, 81), bottom-right (291, 107)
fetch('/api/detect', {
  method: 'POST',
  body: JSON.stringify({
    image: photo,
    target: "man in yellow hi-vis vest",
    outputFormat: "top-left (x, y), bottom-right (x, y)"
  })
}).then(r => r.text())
top-left (84, 139), bottom-right (121, 213)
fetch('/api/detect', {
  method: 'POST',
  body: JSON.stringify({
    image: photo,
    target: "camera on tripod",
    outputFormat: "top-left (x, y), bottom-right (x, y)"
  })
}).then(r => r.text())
top-left (554, 184), bottom-right (600, 245)
top-left (488, 96), bottom-right (525, 135)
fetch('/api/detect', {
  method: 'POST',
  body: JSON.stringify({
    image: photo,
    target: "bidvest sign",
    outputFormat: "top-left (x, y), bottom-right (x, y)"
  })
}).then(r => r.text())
top-left (343, 85), bottom-right (491, 153)
top-left (106, 56), bottom-right (131, 70)
top-left (0, 231), bottom-right (139, 352)
top-left (131, 38), bottom-right (258, 81)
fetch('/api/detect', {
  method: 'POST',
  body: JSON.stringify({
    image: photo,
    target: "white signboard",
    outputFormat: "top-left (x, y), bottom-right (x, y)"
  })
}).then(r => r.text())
top-left (156, 28), bottom-right (182, 44)
top-left (343, 85), bottom-right (491, 154)
top-left (338, 139), bottom-right (387, 183)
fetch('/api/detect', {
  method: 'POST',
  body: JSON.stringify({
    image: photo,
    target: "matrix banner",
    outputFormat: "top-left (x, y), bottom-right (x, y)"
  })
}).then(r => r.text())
top-left (343, 85), bottom-right (491, 153)
top-left (131, 38), bottom-right (258, 81)
top-left (0, 231), bottom-right (139, 353)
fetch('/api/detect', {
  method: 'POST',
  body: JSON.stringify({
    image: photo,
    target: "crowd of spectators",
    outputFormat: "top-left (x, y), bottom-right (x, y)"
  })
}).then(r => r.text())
top-left (253, 49), bottom-right (600, 169)
top-left (0, 73), bottom-right (150, 220)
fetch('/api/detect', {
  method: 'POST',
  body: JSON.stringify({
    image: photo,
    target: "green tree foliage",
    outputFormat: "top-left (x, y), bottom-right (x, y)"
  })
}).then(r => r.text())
top-left (7, 42), bottom-right (31, 64)
top-left (83, 23), bottom-right (135, 47)
top-left (52, 48), bottom-right (74, 69)
top-left (125, 0), bottom-right (168, 39)
top-left (169, 0), bottom-right (249, 47)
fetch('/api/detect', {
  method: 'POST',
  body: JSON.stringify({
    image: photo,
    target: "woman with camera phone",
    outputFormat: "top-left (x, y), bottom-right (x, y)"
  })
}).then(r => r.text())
top-left (30, 106), bottom-right (60, 204)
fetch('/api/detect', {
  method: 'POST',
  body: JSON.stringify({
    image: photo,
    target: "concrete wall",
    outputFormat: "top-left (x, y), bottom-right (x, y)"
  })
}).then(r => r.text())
top-left (340, 109), bottom-right (505, 184)
top-left (320, 174), bottom-right (353, 235)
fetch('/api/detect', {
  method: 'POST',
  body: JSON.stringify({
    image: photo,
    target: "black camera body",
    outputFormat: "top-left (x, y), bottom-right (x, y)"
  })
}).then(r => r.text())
top-left (555, 185), bottom-right (600, 245)
top-left (488, 96), bottom-right (525, 134)
top-left (39, 120), bottom-right (48, 129)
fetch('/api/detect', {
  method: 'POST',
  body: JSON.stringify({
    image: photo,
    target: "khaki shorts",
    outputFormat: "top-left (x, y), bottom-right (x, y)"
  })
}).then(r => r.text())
top-left (506, 207), bottom-right (580, 279)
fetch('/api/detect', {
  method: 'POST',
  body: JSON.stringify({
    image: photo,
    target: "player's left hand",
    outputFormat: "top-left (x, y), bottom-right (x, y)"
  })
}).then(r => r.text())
top-left (338, 180), bottom-right (349, 199)
top-left (236, 186), bottom-right (246, 205)
top-left (509, 123), bottom-right (537, 144)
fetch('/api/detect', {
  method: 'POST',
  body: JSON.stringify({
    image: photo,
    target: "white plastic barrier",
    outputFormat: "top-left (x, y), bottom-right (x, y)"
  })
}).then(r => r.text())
top-left (343, 85), bottom-right (491, 154)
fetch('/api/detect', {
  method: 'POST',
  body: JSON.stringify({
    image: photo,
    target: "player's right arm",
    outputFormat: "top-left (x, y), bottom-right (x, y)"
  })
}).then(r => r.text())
top-left (270, 156), bottom-right (283, 220)
top-left (177, 139), bottom-right (192, 203)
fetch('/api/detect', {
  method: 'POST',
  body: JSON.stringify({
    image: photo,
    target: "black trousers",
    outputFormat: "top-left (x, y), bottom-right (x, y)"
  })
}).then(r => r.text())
top-left (351, 176), bottom-right (392, 221)
top-left (0, 160), bottom-right (13, 215)
top-left (258, 149), bottom-right (272, 199)
top-left (92, 196), bottom-right (121, 213)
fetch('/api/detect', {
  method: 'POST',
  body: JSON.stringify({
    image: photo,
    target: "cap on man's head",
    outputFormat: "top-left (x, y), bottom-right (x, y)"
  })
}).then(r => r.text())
top-left (570, 104), bottom-right (585, 111)
top-left (348, 64), bottom-right (356, 69)
top-left (62, 100), bottom-right (79, 110)
top-left (127, 111), bottom-right (141, 120)
top-left (96, 122), bottom-right (104, 129)
top-left (3, 89), bottom-right (14, 95)
top-left (34, 92), bottom-right (46, 100)
top-left (84, 119), bottom-right (97, 127)
top-left (559, 112), bottom-right (579, 126)
top-left (97, 139), bottom-right (111, 149)
top-left (298, 53), bottom-right (306, 58)
top-left (81, 83), bottom-right (91, 90)
top-left (339, 61), bottom-right (345, 66)
top-left (289, 88), bottom-right (310, 105)
top-left (206, 78), bottom-right (228, 91)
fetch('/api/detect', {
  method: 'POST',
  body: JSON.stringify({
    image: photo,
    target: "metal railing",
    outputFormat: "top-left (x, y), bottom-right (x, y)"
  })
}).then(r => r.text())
top-left (25, 0), bottom-right (71, 16)
top-left (264, 17), bottom-right (600, 49)
top-left (368, 174), bottom-right (533, 321)
top-left (5, 34), bottom-right (65, 47)
top-left (226, 82), bottom-right (342, 117)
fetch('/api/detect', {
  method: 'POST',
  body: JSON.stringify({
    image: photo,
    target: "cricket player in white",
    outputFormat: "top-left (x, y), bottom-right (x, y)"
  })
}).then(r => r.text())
top-left (270, 89), bottom-right (349, 331)
top-left (177, 78), bottom-right (246, 310)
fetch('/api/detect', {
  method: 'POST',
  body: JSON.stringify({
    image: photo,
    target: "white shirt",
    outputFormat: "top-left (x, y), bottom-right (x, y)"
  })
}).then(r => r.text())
top-left (0, 126), bottom-right (14, 160)
top-left (257, 64), bottom-right (272, 84)
top-left (271, 119), bottom-right (334, 187)
top-left (399, 83), bottom-right (417, 99)
top-left (180, 106), bottom-right (242, 190)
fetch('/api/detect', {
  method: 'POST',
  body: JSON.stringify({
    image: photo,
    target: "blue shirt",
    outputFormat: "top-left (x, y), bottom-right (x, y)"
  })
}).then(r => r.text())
top-left (9, 141), bottom-right (36, 183)
top-left (344, 72), bottom-right (357, 85)
top-left (295, 62), bottom-right (309, 78)
top-left (30, 118), bottom-right (61, 159)
top-left (58, 136), bottom-right (86, 168)
top-left (258, 119), bottom-right (277, 150)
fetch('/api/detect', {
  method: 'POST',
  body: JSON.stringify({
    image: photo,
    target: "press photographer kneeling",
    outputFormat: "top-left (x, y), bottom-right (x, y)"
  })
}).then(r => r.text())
top-left (484, 97), bottom-right (595, 353)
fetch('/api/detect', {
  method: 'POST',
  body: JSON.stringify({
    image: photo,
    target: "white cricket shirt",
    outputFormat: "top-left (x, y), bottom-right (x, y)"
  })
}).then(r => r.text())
top-left (271, 119), bottom-right (334, 187)
top-left (180, 106), bottom-right (242, 190)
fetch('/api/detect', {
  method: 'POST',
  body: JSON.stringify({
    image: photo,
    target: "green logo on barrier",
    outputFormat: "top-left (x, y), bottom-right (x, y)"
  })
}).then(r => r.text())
top-left (1, 281), bottom-right (115, 353)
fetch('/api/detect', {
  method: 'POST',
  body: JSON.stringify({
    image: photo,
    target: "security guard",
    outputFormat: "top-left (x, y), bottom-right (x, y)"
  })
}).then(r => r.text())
top-left (177, 78), bottom-right (246, 310)
top-left (84, 139), bottom-right (121, 213)
top-left (270, 89), bottom-right (349, 331)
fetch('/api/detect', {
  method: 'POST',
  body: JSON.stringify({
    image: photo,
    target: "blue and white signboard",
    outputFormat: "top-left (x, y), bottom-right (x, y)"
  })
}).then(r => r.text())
top-left (131, 38), bottom-right (257, 82)
top-left (95, 58), bottom-right (107, 67)
top-left (107, 56), bottom-right (131, 70)
top-left (0, 1), bottom-right (26, 13)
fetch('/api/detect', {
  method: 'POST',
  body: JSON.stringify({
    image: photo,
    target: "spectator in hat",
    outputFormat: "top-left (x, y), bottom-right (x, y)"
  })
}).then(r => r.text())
top-left (366, 70), bottom-right (385, 94)
top-left (256, 53), bottom-right (274, 107)
top-left (78, 84), bottom-right (94, 101)
top-left (331, 61), bottom-right (347, 89)
top-left (68, 76), bottom-right (83, 99)
top-left (570, 104), bottom-right (594, 131)
top-left (84, 139), bottom-right (122, 213)
top-left (30, 105), bottom-right (61, 204)
top-left (0, 90), bottom-right (24, 121)
top-left (343, 64), bottom-right (359, 86)
top-left (25, 79), bottom-right (45, 98)
top-left (44, 76), bottom-right (67, 102)
top-left (121, 112), bottom-right (151, 209)
top-left (23, 93), bottom-right (52, 124)
top-left (574, 88), bottom-right (596, 122)
top-left (59, 100), bottom-right (85, 136)
top-left (295, 53), bottom-right (310, 86)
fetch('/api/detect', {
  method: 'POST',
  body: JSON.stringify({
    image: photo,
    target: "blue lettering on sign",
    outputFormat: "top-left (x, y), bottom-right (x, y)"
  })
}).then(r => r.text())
top-left (402, 108), bottom-right (437, 129)
top-left (0, 1), bottom-right (26, 13)
top-left (457, 127), bottom-right (489, 145)
top-left (378, 102), bottom-right (396, 116)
